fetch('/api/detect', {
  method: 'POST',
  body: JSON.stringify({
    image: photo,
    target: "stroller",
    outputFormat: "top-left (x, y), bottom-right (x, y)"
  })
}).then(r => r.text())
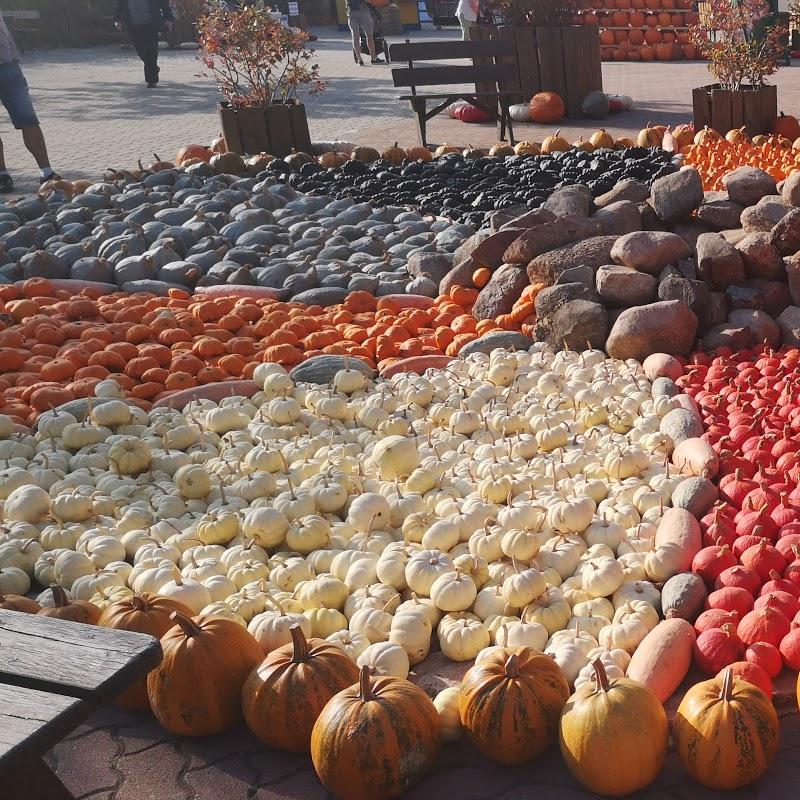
top-left (358, 4), bottom-right (390, 63)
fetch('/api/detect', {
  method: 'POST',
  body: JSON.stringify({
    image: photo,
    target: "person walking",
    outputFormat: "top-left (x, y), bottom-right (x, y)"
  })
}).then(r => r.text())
top-left (0, 11), bottom-right (59, 192)
top-left (456, 0), bottom-right (479, 40)
top-left (347, 0), bottom-right (380, 65)
top-left (114, 0), bottom-right (175, 88)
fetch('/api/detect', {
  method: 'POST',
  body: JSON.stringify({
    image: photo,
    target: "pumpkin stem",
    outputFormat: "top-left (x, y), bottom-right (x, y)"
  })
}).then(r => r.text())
top-left (51, 585), bottom-right (68, 608)
top-left (130, 594), bottom-right (149, 612)
top-left (592, 658), bottom-right (610, 692)
top-left (358, 665), bottom-right (374, 701)
top-left (289, 624), bottom-right (310, 662)
top-left (720, 667), bottom-right (735, 701)
top-left (170, 611), bottom-right (202, 638)
top-left (504, 653), bottom-right (520, 678)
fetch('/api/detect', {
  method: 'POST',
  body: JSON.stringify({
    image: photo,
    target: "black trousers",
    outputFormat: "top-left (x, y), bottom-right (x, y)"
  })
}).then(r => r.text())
top-left (129, 24), bottom-right (160, 84)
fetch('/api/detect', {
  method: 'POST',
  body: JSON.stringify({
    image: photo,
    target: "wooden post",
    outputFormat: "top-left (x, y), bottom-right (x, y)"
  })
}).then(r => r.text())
top-left (218, 105), bottom-right (245, 155)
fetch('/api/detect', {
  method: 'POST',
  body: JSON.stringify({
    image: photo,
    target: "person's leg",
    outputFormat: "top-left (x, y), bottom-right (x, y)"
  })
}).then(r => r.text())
top-left (0, 135), bottom-right (6, 171)
top-left (458, 14), bottom-right (471, 40)
top-left (348, 13), bottom-right (363, 64)
top-left (129, 25), bottom-right (159, 84)
top-left (361, 9), bottom-right (378, 61)
top-left (21, 125), bottom-right (51, 170)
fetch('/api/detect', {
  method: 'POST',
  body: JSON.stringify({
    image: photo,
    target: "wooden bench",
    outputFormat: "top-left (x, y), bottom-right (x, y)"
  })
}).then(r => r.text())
top-left (389, 38), bottom-right (518, 148)
top-left (3, 10), bottom-right (41, 52)
top-left (0, 610), bottom-right (162, 800)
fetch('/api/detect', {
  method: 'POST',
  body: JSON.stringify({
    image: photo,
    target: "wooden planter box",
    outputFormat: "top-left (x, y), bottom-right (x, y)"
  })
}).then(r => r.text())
top-left (692, 84), bottom-right (778, 136)
top-left (218, 102), bottom-right (313, 158)
top-left (471, 24), bottom-right (602, 117)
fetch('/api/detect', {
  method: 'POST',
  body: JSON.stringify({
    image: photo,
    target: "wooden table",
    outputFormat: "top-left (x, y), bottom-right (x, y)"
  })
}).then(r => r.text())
top-left (0, 610), bottom-right (162, 800)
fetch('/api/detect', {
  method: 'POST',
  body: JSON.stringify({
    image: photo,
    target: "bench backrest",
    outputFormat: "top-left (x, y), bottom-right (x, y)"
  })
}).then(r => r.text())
top-left (389, 38), bottom-right (517, 94)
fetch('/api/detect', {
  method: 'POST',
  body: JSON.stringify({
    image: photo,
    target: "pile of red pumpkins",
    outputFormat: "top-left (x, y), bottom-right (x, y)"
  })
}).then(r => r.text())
top-left (678, 345), bottom-right (800, 691)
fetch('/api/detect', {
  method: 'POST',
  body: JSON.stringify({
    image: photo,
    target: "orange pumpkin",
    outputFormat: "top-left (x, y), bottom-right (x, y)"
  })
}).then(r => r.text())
top-left (0, 591), bottom-right (41, 613)
top-left (629, 10), bottom-right (645, 25)
top-left (147, 612), bottom-right (263, 736)
top-left (459, 647), bottom-right (570, 764)
top-left (310, 666), bottom-right (440, 800)
top-left (772, 112), bottom-right (800, 141)
top-left (37, 586), bottom-right (101, 625)
top-left (176, 144), bottom-right (213, 165)
top-left (529, 92), bottom-right (565, 124)
top-left (98, 593), bottom-right (194, 709)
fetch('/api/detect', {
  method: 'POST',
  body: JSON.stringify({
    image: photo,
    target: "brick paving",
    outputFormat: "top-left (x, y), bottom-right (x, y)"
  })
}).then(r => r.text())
top-left (2, 28), bottom-right (798, 195)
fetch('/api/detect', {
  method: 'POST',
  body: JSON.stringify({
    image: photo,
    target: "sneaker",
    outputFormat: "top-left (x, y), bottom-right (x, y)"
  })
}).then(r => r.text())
top-left (371, 57), bottom-right (385, 64)
top-left (0, 174), bottom-right (13, 193)
top-left (146, 82), bottom-right (157, 88)
top-left (40, 172), bottom-right (62, 185)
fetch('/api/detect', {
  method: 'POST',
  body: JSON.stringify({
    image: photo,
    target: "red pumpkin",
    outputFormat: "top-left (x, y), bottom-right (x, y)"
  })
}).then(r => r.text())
top-left (745, 642), bottom-right (783, 679)
top-left (529, 92), bottom-right (566, 124)
top-left (779, 622), bottom-right (800, 668)
top-left (694, 608), bottom-right (740, 636)
top-left (737, 605), bottom-right (791, 647)
top-left (771, 112), bottom-right (800, 141)
top-left (754, 590), bottom-right (799, 620)
top-left (740, 541), bottom-right (786, 581)
top-left (718, 661), bottom-right (773, 699)
top-left (761, 569), bottom-right (800, 598)
top-left (694, 624), bottom-right (745, 674)
top-left (692, 544), bottom-right (737, 586)
top-left (706, 586), bottom-right (754, 617)
top-left (714, 566), bottom-right (762, 597)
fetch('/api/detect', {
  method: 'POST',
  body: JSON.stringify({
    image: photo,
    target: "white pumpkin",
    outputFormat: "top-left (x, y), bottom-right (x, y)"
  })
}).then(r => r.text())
top-left (357, 641), bottom-right (410, 678)
top-left (438, 617), bottom-right (490, 661)
top-left (433, 687), bottom-right (463, 741)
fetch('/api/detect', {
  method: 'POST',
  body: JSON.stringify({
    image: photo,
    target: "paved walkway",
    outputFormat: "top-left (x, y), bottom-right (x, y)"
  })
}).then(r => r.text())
top-left (2, 29), bottom-right (798, 194)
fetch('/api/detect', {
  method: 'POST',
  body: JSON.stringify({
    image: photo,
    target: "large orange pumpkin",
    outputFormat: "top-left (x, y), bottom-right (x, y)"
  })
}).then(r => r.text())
top-left (640, 45), bottom-right (655, 60)
top-left (310, 666), bottom-right (440, 800)
top-left (674, 668), bottom-right (778, 790)
top-left (0, 591), bottom-right (40, 613)
top-left (772, 112), bottom-right (800, 141)
top-left (529, 92), bottom-right (565, 124)
top-left (628, 28), bottom-right (645, 45)
top-left (655, 42), bottom-right (674, 60)
top-left (242, 624), bottom-right (360, 753)
top-left (176, 144), bottom-right (213, 165)
top-left (37, 586), bottom-right (101, 625)
top-left (629, 10), bottom-right (645, 25)
top-left (459, 647), bottom-right (570, 765)
top-left (98, 593), bottom-right (193, 709)
top-left (147, 612), bottom-right (262, 736)
top-left (600, 29), bottom-right (615, 45)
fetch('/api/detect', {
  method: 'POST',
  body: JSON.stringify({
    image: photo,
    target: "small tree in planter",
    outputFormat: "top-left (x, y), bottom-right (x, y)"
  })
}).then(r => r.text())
top-left (689, 0), bottom-right (787, 134)
top-left (197, 5), bottom-right (325, 157)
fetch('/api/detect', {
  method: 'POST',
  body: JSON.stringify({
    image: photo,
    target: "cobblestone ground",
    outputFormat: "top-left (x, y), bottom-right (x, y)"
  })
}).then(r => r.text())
top-left (3, 28), bottom-right (798, 195)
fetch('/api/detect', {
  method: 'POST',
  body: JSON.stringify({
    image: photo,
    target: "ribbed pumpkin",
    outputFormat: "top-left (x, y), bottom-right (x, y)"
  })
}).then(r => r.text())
top-left (674, 669), bottom-right (778, 790)
top-left (310, 666), bottom-right (440, 800)
top-left (541, 130), bottom-right (570, 154)
top-left (381, 142), bottom-right (407, 166)
top-left (772, 112), bottom-right (800, 141)
top-left (559, 660), bottom-right (668, 796)
top-left (351, 146), bottom-right (380, 163)
top-left (319, 150), bottom-right (349, 168)
top-left (459, 647), bottom-right (570, 765)
top-left (242, 624), bottom-right (360, 752)
top-left (37, 586), bottom-right (101, 625)
top-left (98, 593), bottom-right (193, 709)
top-left (529, 92), bottom-right (565, 124)
top-left (147, 612), bottom-right (262, 736)
top-left (406, 146), bottom-right (433, 161)
top-left (0, 591), bottom-right (40, 613)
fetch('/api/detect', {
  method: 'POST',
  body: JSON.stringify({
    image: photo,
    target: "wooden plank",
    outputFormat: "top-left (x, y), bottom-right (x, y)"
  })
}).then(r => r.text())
top-left (710, 88), bottom-right (733, 136)
top-left (0, 684), bottom-right (88, 766)
top-left (472, 25), bottom-right (494, 97)
top-left (563, 26), bottom-right (603, 118)
top-left (236, 107), bottom-right (270, 156)
top-left (392, 63), bottom-right (517, 87)
top-left (289, 104), bottom-right (313, 154)
top-left (264, 105), bottom-right (294, 158)
top-left (692, 85), bottom-right (711, 130)
top-left (536, 26), bottom-right (568, 105)
top-left (218, 106), bottom-right (244, 156)
top-left (0, 610), bottom-right (161, 701)
top-left (514, 26), bottom-right (541, 101)
top-left (495, 25), bottom-right (522, 104)
top-left (389, 38), bottom-right (514, 61)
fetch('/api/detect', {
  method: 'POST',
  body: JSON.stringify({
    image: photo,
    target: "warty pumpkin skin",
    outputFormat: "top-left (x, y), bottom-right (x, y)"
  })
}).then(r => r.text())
top-left (310, 666), bottom-right (440, 800)
top-left (559, 659), bottom-right (668, 796)
top-left (242, 624), bottom-right (360, 752)
top-left (98, 593), bottom-right (193, 709)
top-left (37, 585), bottom-right (101, 625)
top-left (458, 646), bottom-right (570, 765)
top-left (147, 612), bottom-right (262, 736)
top-left (673, 668), bottom-right (779, 790)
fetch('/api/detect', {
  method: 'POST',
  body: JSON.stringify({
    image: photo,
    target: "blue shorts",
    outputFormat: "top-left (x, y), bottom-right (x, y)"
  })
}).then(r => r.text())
top-left (0, 62), bottom-right (39, 129)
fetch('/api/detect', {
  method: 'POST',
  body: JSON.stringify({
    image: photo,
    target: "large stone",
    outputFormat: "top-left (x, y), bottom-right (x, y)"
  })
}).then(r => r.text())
top-left (499, 207), bottom-right (557, 231)
top-left (743, 279), bottom-right (791, 317)
top-left (611, 231), bottom-right (691, 275)
top-left (471, 264), bottom-right (529, 320)
top-left (453, 231), bottom-right (490, 267)
top-left (786, 252), bottom-right (800, 304)
top-left (459, 330), bottom-right (535, 356)
top-left (407, 251), bottom-right (453, 284)
top-left (650, 168), bottom-right (704, 223)
top-left (490, 205), bottom-right (528, 232)
top-left (696, 199), bottom-right (745, 231)
top-left (727, 309), bottom-right (780, 347)
top-left (657, 276), bottom-right (713, 333)
top-left (639, 201), bottom-right (668, 232)
top-left (721, 229), bottom-right (749, 246)
top-left (534, 282), bottom-right (597, 319)
top-left (534, 299), bottom-right (608, 351)
top-left (726, 285), bottom-right (764, 311)
top-left (777, 306), bottom-right (800, 346)
top-left (722, 166), bottom-right (778, 206)
top-left (709, 291), bottom-right (729, 328)
top-left (596, 264), bottom-right (658, 306)
top-left (543, 185), bottom-right (592, 217)
top-left (701, 324), bottom-right (755, 351)
top-left (591, 201), bottom-right (641, 236)
top-left (557, 264), bottom-right (595, 287)
top-left (782, 172), bottom-right (800, 207)
top-left (695, 232), bottom-right (746, 289)
top-left (672, 220), bottom-right (711, 255)
top-left (526, 235), bottom-right (618, 284)
top-left (470, 228), bottom-right (526, 269)
top-left (595, 179), bottom-right (650, 208)
top-left (736, 232), bottom-right (785, 280)
top-left (502, 215), bottom-right (601, 264)
top-left (605, 300), bottom-right (698, 360)
top-left (439, 257), bottom-right (477, 295)
top-left (771, 208), bottom-right (800, 256)
top-left (741, 196), bottom-right (792, 232)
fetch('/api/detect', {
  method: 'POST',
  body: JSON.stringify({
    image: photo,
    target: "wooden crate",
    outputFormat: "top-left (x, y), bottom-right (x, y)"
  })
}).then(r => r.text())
top-left (471, 24), bottom-right (602, 118)
top-left (218, 103), bottom-right (312, 157)
top-left (692, 84), bottom-right (778, 136)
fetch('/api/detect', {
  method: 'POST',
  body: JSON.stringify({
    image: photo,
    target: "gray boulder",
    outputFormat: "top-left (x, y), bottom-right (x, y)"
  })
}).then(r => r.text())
top-left (499, 207), bottom-right (557, 232)
top-left (490, 205), bottom-right (528, 232)
top-left (657, 275), bottom-right (713, 333)
top-left (782, 172), bottom-right (800, 207)
top-left (701, 324), bottom-right (755, 351)
top-left (672, 220), bottom-right (712, 255)
top-left (610, 231), bottom-right (690, 275)
top-left (605, 300), bottom-right (698, 360)
top-left (439, 257), bottom-right (477, 295)
top-left (534, 299), bottom-right (608, 351)
top-left (534, 282), bottom-right (597, 319)
top-left (502, 215), bottom-right (601, 264)
top-left (786, 252), bottom-right (800, 304)
top-left (596, 264), bottom-right (657, 307)
top-left (736, 232), bottom-right (785, 280)
top-left (771, 208), bottom-right (800, 256)
top-left (407, 251), bottom-right (453, 284)
top-left (741, 196), bottom-right (792, 232)
top-left (650, 168), bottom-right (704, 223)
top-left (777, 305), bottom-right (800, 346)
top-left (727, 308), bottom-right (780, 347)
top-left (471, 264), bottom-right (528, 320)
top-left (697, 199), bottom-right (745, 231)
top-left (470, 228), bottom-right (526, 269)
top-left (526, 236), bottom-right (617, 284)
top-left (543, 185), bottom-right (592, 217)
top-left (722, 166), bottom-right (777, 206)
top-left (591, 201), bottom-right (641, 236)
top-left (595, 179), bottom-right (650, 208)
top-left (557, 264), bottom-right (595, 288)
top-left (695, 232), bottom-right (746, 289)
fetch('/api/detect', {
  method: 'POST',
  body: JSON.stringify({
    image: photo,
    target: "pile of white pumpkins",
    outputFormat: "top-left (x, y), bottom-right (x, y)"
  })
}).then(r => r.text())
top-left (0, 344), bottom-right (705, 690)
